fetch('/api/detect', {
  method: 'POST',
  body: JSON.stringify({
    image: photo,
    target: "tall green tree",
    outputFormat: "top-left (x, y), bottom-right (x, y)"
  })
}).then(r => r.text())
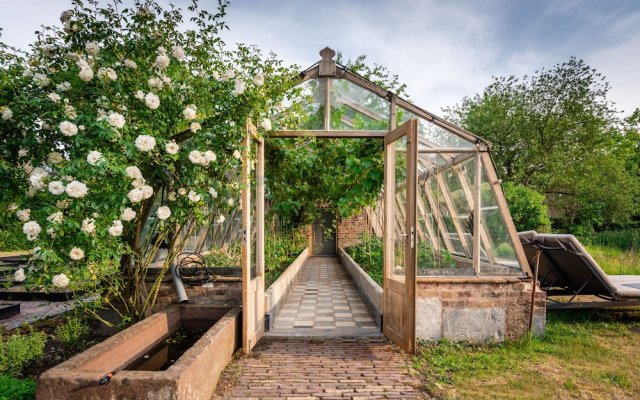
top-left (446, 58), bottom-right (640, 230)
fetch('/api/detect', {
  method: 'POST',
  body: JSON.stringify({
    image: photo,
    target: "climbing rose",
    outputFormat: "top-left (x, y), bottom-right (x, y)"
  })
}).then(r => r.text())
top-left (123, 59), bottom-right (137, 69)
top-left (204, 151), bottom-right (216, 164)
top-left (121, 208), bottom-right (136, 222)
top-left (97, 67), bottom-right (117, 81)
top-left (253, 73), bottom-right (264, 86)
top-left (52, 273), bottom-right (70, 287)
top-left (144, 92), bottom-right (160, 109)
top-left (155, 53), bottom-right (170, 70)
top-left (189, 122), bottom-right (201, 133)
top-left (172, 45), bottom-right (185, 60)
top-left (156, 206), bottom-right (171, 220)
top-left (48, 181), bottom-right (65, 195)
top-left (107, 112), bottom-right (126, 128)
top-left (14, 268), bottom-right (25, 283)
top-left (188, 150), bottom-right (204, 164)
top-left (183, 105), bottom-right (197, 120)
top-left (135, 135), bottom-right (156, 152)
top-left (16, 209), bottom-right (31, 222)
top-left (135, 90), bottom-right (145, 100)
top-left (81, 218), bottom-right (95, 234)
top-left (216, 215), bottom-right (225, 224)
top-left (108, 220), bottom-right (124, 236)
top-left (128, 188), bottom-right (144, 203)
top-left (47, 211), bottom-right (64, 224)
top-left (86, 151), bottom-right (103, 165)
top-left (165, 141), bottom-right (180, 155)
top-left (48, 92), bottom-right (61, 102)
top-left (233, 149), bottom-right (241, 159)
top-left (23, 221), bottom-right (42, 241)
top-left (85, 41), bottom-right (100, 55)
top-left (188, 190), bottom-right (201, 202)
top-left (125, 166), bottom-right (143, 180)
top-left (232, 79), bottom-right (245, 96)
top-left (59, 120), bottom-right (78, 136)
top-left (208, 187), bottom-right (218, 198)
top-left (1, 107), bottom-right (13, 121)
top-left (78, 67), bottom-right (94, 82)
top-left (65, 180), bottom-right (89, 198)
top-left (48, 152), bottom-right (63, 164)
top-left (140, 185), bottom-right (154, 199)
top-left (260, 118), bottom-right (272, 131)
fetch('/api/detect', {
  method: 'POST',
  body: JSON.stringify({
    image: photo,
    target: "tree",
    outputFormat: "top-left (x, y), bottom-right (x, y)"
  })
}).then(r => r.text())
top-left (446, 58), bottom-right (640, 230)
top-left (0, 0), bottom-right (297, 320)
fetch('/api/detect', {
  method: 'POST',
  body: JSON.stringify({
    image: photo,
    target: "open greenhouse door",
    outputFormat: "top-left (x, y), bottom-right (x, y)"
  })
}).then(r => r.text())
top-left (242, 129), bottom-right (265, 353)
top-left (383, 119), bottom-right (418, 353)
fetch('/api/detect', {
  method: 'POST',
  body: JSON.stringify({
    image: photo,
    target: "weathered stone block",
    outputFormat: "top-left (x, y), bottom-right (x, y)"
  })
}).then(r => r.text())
top-left (442, 307), bottom-right (505, 343)
top-left (415, 298), bottom-right (442, 340)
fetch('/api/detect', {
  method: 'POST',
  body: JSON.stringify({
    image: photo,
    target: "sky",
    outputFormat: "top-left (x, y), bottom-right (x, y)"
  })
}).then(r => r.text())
top-left (1, 0), bottom-right (639, 116)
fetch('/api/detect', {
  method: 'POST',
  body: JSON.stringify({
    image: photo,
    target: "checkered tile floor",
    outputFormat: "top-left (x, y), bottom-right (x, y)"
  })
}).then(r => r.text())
top-left (268, 257), bottom-right (381, 337)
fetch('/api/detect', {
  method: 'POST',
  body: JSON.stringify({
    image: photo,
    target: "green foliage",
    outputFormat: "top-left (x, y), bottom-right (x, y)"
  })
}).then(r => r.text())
top-left (495, 242), bottom-right (516, 259)
top-left (344, 234), bottom-right (383, 285)
top-left (203, 242), bottom-right (241, 267)
top-left (0, 331), bottom-right (46, 377)
top-left (503, 182), bottom-right (551, 232)
top-left (585, 244), bottom-right (640, 275)
top-left (446, 58), bottom-right (640, 230)
top-left (590, 228), bottom-right (640, 251)
top-left (55, 314), bottom-right (90, 348)
top-left (0, 375), bottom-right (36, 400)
top-left (265, 229), bottom-right (307, 287)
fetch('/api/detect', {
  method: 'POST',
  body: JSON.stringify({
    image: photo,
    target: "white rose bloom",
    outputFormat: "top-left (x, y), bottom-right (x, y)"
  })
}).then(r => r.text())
top-left (260, 118), bottom-right (272, 131)
top-left (8, 204), bottom-right (18, 212)
top-left (135, 90), bottom-right (145, 100)
top-left (140, 185), bottom-right (154, 199)
top-left (227, 197), bottom-right (235, 207)
top-left (125, 166), bottom-right (143, 180)
top-left (18, 148), bottom-right (28, 158)
top-left (108, 220), bottom-right (123, 236)
top-left (52, 273), bottom-right (70, 287)
top-left (121, 207), bottom-right (136, 222)
top-left (233, 149), bottom-right (242, 159)
top-left (56, 199), bottom-right (71, 209)
top-left (144, 92), bottom-right (160, 109)
top-left (148, 77), bottom-right (163, 90)
top-left (188, 190), bottom-right (201, 203)
top-left (14, 268), bottom-right (25, 283)
top-left (48, 181), bottom-right (65, 195)
top-left (232, 79), bottom-right (246, 96)
top-left (86, 150), bottom-right (103, 165)
top-left (167, 191), bottom-right (177, 201)
top-left (221, 70), bottom-right (234, 81)
top-left (47, 92), bottom-right (61, 102)
top-left (208, 187), bottom-right (218, 198)
top-left (189, 122), bottom-right (201, 133)
top-left (161, 75), bottom-right (172, 85)
top-left (107, 112), bottom-right (126, 129)
top-left (182, 106), bottom-right (197, 120)
top-left (64, 104), bottom-right (77, 120)
top-left (123, 59), bottom-right (137, 69)
top-left (97, 67), bottom-right (117, 81)
top-left (188, 150), bottom-right (203, 164)
top-left (85, 41), bottom-right (100, 55)
top-left (216, 215), bottom-right (226, 224)
top-left (16, 209), bottom-right (31, 222)
top-left (204, 150), bottom-right (216, 163)
top-left (1, 107), bottom-right (13, 121)
top-left (156, 206), bottom-right (171, 220)
top-left (23, 221), bottom-right (42, 241)
top-left (165, 141), bottom-right (180, 155)
top-left (79, 67), bottom-right (94, 82)
top-left (47, 152), bottom-right (63, 164)
top-left (131, 178), bottom-right (145, 188)
top-left (253, 73), bottom-right (265, 86)
top-left (33, 73), bottom-right (50, 87)
top-left (127, 188), bottom-right (144, 203)
top-left (135, 135), bottom-right (156, 152)
top-left (57, 81), bottom-right (72, 92)
top-left (155, 54), bottom-right (170, 70)
top-left (178, 187), bottom-right (187, 195)
top-left (29, 168), bottom-right (49, 191)
top-left (172, 45), bottom-right (185, 60)
top-left (47, 211), bottom-right (64, 224)
top-left (47, 227), bottom-right (56, 237)
top-left (65, 180), bottom-right (89, 198)
top-left (59, 120), bottom-right (79, 137)
top-left (81, 218), bottom-right (95, 234)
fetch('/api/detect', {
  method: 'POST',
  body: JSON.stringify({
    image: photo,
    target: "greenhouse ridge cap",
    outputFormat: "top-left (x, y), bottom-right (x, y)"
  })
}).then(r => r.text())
top-left (293, 47), bottom-right (491, 148)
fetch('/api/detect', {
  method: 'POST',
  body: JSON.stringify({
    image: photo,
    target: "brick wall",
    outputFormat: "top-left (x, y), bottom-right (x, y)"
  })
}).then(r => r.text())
top-left (336, 212), bottom-right (373, 249)
top-left (153, 280), bottom-right (242, 312)
top-left (416, 278), bottom-right (546, 342)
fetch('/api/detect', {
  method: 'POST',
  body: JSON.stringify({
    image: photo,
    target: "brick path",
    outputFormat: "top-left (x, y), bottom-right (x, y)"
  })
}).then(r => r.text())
top-left (269, 257), bottom-right (380, 337)
top-left (215, 337), bottom-right (425, 399)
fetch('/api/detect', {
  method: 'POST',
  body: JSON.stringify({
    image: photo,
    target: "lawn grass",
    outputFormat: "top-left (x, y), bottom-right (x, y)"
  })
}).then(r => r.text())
top-left (584, 244), bottom-right (640, 275)
top-left (413, 309), bottom-right (640, 399)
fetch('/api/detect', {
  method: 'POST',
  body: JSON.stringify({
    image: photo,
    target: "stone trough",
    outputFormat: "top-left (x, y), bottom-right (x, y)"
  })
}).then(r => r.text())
top-left (37, 304), bottom-right (241, 400)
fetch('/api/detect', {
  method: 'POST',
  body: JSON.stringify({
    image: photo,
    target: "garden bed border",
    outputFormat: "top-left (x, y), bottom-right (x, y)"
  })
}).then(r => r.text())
top-left (338, 247), bottom-right (383, 329)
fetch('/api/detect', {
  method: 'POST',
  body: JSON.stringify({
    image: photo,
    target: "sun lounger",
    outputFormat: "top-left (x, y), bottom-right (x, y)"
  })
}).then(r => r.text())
top-left (518, 231), bottom-right (640, 309)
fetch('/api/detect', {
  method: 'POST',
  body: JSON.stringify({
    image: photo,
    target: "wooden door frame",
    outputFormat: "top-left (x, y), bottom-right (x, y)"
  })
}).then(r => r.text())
top-left (383, 119), bottom-right (418, 354)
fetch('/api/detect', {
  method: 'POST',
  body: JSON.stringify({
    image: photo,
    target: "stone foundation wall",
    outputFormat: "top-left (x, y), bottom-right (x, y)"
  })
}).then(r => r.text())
top-left (416, 278), bottom-right (546, 343)
top-left (337, 213), bottom-right (373, 249)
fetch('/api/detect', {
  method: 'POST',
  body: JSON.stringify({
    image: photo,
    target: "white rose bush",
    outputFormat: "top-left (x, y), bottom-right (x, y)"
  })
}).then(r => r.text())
top-left (0, 0), bottom-right (293, 320)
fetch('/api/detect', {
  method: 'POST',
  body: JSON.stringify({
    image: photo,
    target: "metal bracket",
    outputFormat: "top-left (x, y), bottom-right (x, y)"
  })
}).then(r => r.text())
top-left (410, 226), bottom-right (415, 249)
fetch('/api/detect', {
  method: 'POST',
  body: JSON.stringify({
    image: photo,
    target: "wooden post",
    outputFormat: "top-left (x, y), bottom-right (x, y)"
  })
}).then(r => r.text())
top-left (473, 152), bottom-right (482, 275)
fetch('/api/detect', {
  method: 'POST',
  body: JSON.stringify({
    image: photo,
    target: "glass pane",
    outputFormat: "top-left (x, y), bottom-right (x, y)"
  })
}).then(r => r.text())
top-left (330, 79), bottom-right (390, 130)
top-left (398, 108), bottom-right (474, 148)
top-left (478, 161), bottom-right (523, 276)
top-left (391, 136), bottom-right (407, 281)
top-left (273, 79), bottom-right (325, 130)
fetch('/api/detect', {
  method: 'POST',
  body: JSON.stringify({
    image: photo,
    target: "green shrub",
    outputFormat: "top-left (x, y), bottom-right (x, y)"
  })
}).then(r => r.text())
top-left (55, 315), bottom-right (90, 348)
top-left (0, 375), bottom-right (36, 400)
top-left (495, 242), bottom-right (516, 259)
top-left (503, 182), bottom-right (551, 232)
top-left (0, 331), bottom-right (46, 377)
top-left (591, 228), bottom-right (640, 251)
top-left (264, 229), bottom-right (307, 287)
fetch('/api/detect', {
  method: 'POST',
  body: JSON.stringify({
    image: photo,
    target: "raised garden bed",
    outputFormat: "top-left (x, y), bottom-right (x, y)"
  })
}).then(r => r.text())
top-left (37, 305), bottom-right (240, 400)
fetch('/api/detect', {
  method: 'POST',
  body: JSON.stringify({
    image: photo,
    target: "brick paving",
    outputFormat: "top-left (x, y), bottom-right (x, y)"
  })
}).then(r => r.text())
top-left (269, 257), bottom-right (380, 337)
top-left (215, 337), bottom-right (426, 399)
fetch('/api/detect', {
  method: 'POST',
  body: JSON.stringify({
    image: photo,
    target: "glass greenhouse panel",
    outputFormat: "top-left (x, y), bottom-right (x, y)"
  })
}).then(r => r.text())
top-left (330, 79), bottom-right (390, 130)
top-left (392, 136), bottom-right (408, 280)
top-left (397, 108), bottom-right (474, 149)
top-left (479, 163), bottom-right (523, 276)
top-left (273, 78), bottom-right (326, 130)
